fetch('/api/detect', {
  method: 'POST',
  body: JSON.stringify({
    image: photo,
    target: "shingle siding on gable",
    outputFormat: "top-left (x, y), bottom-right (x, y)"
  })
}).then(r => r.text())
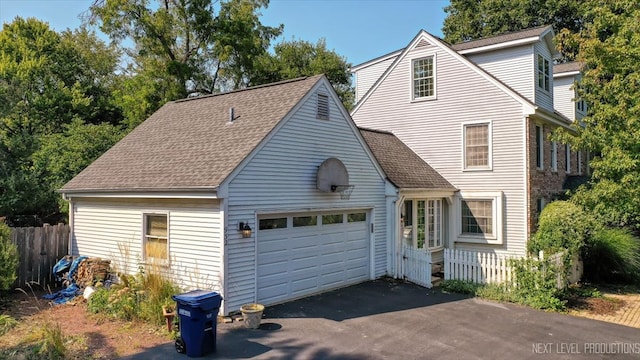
top-left (352, 38), bottom-right (529, 255)
top-left (355, 56), bottom-right (397, 104)
top-left (534, 41), bottom-right (554, 112)
top-left (465, 45), bottom-right (535, 103)
top-left (72, 198), bottom-right (223, 290)
top-left (225, 83), bottom-right (387, 311)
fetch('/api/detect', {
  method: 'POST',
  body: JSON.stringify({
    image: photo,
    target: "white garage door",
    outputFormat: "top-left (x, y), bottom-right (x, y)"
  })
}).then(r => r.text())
top-left (257, 210), bottom-right (370, 305)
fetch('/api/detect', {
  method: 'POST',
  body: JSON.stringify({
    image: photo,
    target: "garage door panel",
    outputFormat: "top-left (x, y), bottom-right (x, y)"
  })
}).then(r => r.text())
top-left (257, 210), bottom-right (370, 305)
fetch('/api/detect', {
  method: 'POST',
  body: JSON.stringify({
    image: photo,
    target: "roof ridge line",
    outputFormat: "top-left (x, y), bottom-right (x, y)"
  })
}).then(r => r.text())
top-left (173, 75), bottom-right (317, 104)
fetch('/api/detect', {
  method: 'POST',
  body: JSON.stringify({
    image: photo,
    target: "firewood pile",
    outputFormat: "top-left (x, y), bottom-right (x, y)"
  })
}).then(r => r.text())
top-left (74, 258), bottom-right (111, 287)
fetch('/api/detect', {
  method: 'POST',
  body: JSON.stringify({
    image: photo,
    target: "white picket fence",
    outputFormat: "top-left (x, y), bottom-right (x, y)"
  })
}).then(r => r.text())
top-left (444, 248), bottom-right (520, 284)
top-left (401, 244), bottom-right (432, 288)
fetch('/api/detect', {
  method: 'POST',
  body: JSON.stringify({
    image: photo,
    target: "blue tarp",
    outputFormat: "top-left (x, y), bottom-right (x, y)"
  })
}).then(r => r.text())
top-left (43, 256), bottom-right (88, 304)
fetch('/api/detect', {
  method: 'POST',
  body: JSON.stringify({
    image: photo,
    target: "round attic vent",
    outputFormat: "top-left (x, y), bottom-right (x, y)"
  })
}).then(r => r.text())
top-left (316, 157), bottom-right (350, 193)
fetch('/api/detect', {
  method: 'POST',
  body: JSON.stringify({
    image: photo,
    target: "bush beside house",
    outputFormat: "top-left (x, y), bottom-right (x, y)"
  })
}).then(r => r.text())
top-left (0, 223), bottom-right (19, 291)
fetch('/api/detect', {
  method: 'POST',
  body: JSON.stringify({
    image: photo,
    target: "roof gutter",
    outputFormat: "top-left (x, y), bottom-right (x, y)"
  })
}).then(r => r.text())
top-left (60, 187), bottom-right (219, 200)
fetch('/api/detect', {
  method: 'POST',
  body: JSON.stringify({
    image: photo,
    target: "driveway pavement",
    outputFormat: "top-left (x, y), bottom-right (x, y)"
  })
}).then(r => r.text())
top-left (124, 279), bottom-right (640, 359)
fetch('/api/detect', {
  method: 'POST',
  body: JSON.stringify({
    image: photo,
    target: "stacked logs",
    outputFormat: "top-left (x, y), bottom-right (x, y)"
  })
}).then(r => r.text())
top-left (74, 258), bottom-right (111, 287)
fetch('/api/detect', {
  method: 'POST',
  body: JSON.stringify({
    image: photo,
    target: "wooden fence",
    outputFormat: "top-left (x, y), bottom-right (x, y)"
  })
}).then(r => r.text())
top-left (10, 223), bottom-right (70, 289)
top-left (401, 244), bottom-right (432, 288)
top-left (444, 248), bottom-right (519, 284)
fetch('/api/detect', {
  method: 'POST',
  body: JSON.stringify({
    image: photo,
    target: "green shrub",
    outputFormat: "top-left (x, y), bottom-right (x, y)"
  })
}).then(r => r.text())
top-left (87, 268), bottom-right (181, 326)
top-left (440, 279), bottom-right (480, 295)
top-left (528, 201), bottom-right (598, 257)
top-left (0, 223), bottom-right (19, 290)
top-left (509, 258), bottom-right (566, 311)
top-left (583, 228), bottom-right (640, 284)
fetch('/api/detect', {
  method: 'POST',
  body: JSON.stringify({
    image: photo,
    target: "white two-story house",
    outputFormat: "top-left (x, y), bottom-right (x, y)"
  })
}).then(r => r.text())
top-left (351, 26), bottom-right (586, 258)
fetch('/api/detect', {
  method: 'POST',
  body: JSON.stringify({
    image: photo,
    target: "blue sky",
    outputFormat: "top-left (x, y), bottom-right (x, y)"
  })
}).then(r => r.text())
top-left (0, 0), bottom-right (449, 66)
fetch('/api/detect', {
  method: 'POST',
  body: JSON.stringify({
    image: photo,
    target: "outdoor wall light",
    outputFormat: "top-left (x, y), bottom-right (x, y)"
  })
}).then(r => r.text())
top-left (239, 221), bottom-right (252, 238)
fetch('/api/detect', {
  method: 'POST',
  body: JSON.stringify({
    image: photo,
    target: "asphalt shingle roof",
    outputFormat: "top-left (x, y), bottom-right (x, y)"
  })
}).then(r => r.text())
top-left (553, 61), bottom-right (583, 74)
top-left (451, 25), bottom-right (552, 51)
top-left (359, 128), bottom-right (456, 190)
top-left (61, 75), bottom-right (323, 193)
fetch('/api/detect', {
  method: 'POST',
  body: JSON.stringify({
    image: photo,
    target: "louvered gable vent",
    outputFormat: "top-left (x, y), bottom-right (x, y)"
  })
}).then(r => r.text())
top-left (317, 93), bottom-right (329, 119)
top-left (414, 38), bottom-right (430, 49)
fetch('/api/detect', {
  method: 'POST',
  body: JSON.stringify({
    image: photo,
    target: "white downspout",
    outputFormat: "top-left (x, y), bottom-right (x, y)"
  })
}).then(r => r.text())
top-left (394, 194), bottom-right (405, 279)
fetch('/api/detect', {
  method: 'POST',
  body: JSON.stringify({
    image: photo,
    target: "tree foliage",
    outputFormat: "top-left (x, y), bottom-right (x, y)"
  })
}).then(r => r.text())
top-left (251, 39), bottom-right (354, 109)
top-left (0, 18), bottom-right (123, 221)
top-left (557, 1), bottom-right (640, 231)
top-left (0, 223), bottom-right (19, 290)
top-left (88, 0), bottom-right (283, 128)
top-left (442, 0), bottom-right (586, 61)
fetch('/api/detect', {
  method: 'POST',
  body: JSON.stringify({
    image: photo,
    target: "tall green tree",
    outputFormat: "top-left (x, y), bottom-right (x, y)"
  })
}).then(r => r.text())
top-left (89, 0), bottom-right (283, 128)
top-left (0, 18), bottom-right (123, 220)
top-left (558, 1), bottom-right (640, 230)
top-left (250, 39), bottom-right (354, 109)
top-left (443, 0), bottom-right (586, 60)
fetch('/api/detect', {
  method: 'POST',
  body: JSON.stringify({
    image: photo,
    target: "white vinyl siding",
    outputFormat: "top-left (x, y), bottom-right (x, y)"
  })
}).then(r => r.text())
top-left (352, 37), bottom-right (528, 254)
top-left (553, 75), bottom-right (578, 121)
top-left (226, 83), bottom-right (387, 312)
top-left (354, 55), bottom-right (398, 104)
top-left (465, 45), bottom-right (534, 103)
top-left (533, 42), bottom-right (554, 112)
top-left (72, 197), bottom-right (223, 292)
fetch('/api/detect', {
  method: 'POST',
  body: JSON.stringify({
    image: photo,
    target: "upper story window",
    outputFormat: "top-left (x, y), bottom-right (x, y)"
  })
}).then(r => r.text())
top-left (537, 54), bottom-right (550, 92)
top-left (576, 98), bottom-right (586, 113)
top-left (463, 122), bottom-right (491, 170)
top-left (412, 56), bottom-right (435, 100)
top-left (536, 124), bottom-right (544, 169)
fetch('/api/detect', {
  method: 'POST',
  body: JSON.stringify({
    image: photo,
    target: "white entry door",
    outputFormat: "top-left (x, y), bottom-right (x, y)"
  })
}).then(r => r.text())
top-left (257, 210), bottom-right (370, 305)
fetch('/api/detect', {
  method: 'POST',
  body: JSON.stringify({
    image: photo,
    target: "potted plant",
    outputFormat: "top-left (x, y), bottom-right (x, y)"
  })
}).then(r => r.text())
top-left (240, 303), bottom-right (264, 329)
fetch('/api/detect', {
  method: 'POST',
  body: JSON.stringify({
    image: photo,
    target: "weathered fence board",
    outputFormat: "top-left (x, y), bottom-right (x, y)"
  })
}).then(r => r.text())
top-left (10, 223), bottom-right (70, 289)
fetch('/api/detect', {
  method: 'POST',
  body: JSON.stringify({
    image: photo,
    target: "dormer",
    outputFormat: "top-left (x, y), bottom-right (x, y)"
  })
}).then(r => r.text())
top-left (553, 62), bottom-right (585, 122)
top-left (451, 25), bottom-right (560, 113)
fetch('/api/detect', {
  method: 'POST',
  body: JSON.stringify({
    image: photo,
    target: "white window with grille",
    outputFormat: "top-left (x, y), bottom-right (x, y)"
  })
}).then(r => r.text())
top-left (463, 122), bottom-right (492, 170)
top-left (411, 56), bottom-right (436, 100)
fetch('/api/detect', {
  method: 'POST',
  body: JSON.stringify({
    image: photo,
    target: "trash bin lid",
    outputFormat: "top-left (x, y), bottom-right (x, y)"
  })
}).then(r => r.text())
top-left (172, 290), bottom-right (222, 308)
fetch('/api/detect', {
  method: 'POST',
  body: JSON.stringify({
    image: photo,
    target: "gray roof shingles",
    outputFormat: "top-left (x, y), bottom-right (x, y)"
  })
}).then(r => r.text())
top-left (553, 61), bottom-right (583, 74)
top-left (451, 25), bottom-right (552, 51)
top-left (61, 75), bottom-right (323, 192)
top-left (359, 128), bottom-right (456, 190)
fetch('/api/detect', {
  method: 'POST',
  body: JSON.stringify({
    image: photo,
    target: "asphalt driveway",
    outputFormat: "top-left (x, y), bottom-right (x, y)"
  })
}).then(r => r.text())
top-left (124, 279), bottom-right (640, 359)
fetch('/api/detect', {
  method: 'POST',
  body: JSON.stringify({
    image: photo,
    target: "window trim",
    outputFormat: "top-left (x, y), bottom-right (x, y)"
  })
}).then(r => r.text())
top-left (535, 124), bottom-right (544, 170)
top-left (551, 140), bottom-right (558, 172)
top-left (410, 54), bottom-right (437, 101)
top-left (402, 198), bottom-right (444, 250)
top-left (142, 211), bottom-right (170, 265)
top-left (316, 92), bottom-right (329, 120)
top-left (577, 151), bottom-right (582, 175)
top-left (537, 54), bottom-right (550, 93)
top-left (462, 121), bottom-right (493, 171)
top-left (565, 144), bottom-right (571, 173)
top-left (456, 191), bottom-right (503, 244)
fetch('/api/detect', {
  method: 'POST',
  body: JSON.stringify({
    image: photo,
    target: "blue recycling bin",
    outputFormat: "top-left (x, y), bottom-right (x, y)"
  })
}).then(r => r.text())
top-left (172, 290), bottom-right (223, 357)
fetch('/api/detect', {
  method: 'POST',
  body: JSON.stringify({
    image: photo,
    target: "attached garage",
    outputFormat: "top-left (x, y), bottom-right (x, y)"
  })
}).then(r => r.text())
top-left (256, 210), bottom-right (371, 305)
